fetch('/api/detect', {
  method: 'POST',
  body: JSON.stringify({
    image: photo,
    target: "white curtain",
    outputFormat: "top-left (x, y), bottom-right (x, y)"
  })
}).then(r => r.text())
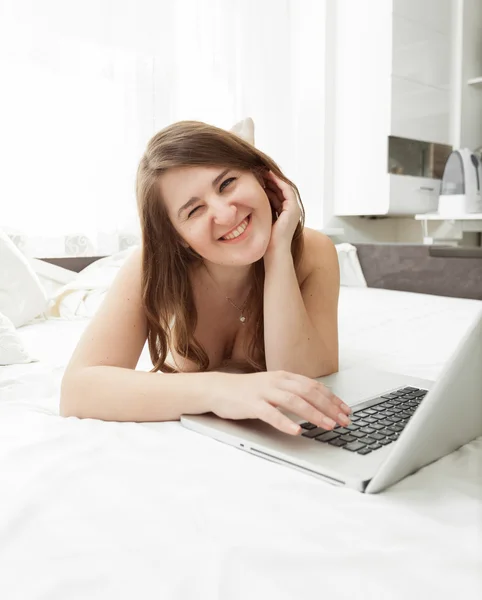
top-left (0, 0), bottom-right (325, 258)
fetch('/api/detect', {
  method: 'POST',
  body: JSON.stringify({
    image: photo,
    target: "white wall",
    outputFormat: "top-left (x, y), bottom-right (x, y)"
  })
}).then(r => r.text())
top-left (324, 0), bottom-right (482, 244)
top-left (459, 0), bottom-right (482, 150)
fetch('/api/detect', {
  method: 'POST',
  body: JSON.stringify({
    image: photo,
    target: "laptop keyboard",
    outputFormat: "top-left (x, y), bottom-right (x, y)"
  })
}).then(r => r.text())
top-left (300, 386), bottom-right (428, 456)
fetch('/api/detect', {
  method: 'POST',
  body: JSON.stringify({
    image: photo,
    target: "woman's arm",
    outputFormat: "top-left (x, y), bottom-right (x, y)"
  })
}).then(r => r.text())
top-left (60, 247), bottom-right (214, 421)
top-left (61, 365), bottom-right (215, 421)
top-left (263, 230), bottom-right (340, 379)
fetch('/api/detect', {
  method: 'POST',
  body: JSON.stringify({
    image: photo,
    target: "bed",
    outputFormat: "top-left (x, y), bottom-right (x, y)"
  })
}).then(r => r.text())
top-left (1, 245), bottom-right (482, 599)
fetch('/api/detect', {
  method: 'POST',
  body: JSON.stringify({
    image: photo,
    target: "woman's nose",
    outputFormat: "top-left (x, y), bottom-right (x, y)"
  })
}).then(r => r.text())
top-left (211, 201), bottom-right (237, 225)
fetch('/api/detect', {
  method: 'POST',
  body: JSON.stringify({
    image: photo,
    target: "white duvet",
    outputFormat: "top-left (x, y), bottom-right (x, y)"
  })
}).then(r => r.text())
top-left (1, 287), bottom-right (482, 600)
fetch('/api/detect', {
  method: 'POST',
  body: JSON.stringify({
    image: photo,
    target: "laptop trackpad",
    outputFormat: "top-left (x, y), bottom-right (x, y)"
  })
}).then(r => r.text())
top-left (315, 366), bottom-right (432, 407)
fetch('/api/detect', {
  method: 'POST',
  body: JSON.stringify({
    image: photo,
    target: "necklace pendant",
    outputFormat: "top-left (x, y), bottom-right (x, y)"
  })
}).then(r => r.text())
top-left (239, 315), bottom-right (246, 323)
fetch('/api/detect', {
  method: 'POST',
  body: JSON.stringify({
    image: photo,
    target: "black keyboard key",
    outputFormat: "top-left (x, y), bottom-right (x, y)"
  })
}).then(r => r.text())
top-left (402, 387), bottom-right (419, 392)
top-left (370, 423), bottom-right (385, 431)
top-left (355, 420), bottom-right (369, 427)
top-left (355, 411), bottom-right (369, 418)
top-left (350, 431), bottom-right (367, 439)
top-left (343, 441), bottom-right (367, 452)
top-left (399, 411), bottom-right (411, 419)
top-left (403, 394), bottom-right (416, 400)
top-left (370, 432), bottom-right (386, 441)
top-left (378, 419), bottom-right (393, 427)
top-left (387, 416), bottom-right (402, 424)
top-left (315, 431), bottom-right (339, 442)
top-left (364, 408), bottom-right (377, 415)
top-left (379, 438), bottom-right (393, 445)
top-left (302, 427), bottom-right (328, 439)
top-left (358, 447), bottom-right (372, 455)
top-left (380, 428), bottom-right (394, 437)
top-left (345, 424), bottom-right (360, 431)
top-left (300, 422), bottom-right (317, 430)
top-left (339, 434), bottom-right (356, 443)
top-left (364, 417), bottom-right (377, 424)
top-left (361, 436), bottom-right (377, 445)
top-left (329, 438), bottom-right (347, 447)
top-left (369, 443), bottom-right (382, 450)
top-left (333, 427), bottom-right (350, 435)
top-left (360, 426), bottom-right (375, 434)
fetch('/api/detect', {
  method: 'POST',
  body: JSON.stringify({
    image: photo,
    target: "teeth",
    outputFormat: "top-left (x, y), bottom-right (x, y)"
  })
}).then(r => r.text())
top-left (221, 216), bottom-right (249, 240)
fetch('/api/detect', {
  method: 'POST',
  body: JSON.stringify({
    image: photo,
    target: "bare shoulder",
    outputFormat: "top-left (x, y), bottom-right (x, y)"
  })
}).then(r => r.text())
top-left (297, 227), bottom-right (339, 285)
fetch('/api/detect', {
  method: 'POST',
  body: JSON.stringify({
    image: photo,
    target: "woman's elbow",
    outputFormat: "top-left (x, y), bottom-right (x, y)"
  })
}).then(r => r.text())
top-left (317, 357), bottom-right (339, 378)
top-left (59, 372), bottom-right (82, 418)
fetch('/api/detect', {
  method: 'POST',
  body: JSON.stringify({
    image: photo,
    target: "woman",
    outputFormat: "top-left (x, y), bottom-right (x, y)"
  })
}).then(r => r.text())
top-left (60, 121), bottom-right (352, 435)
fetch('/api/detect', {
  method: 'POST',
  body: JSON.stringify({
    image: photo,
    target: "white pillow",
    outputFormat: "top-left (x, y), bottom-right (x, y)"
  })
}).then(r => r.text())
top-left (230, 117), bottom-right (255, 144)
top-left (0, 311), bottom-right (38, 365)
top-left (335, 243), bottom-right (368, 287)
top-left (0, 229), bottom-right (48, 327)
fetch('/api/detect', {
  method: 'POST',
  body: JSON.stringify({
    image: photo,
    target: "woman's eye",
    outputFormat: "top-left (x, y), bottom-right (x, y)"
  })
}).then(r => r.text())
top-left (188, 206), bottom-right (201, 218)
top-left (220, 177), bottom-right (236, 192)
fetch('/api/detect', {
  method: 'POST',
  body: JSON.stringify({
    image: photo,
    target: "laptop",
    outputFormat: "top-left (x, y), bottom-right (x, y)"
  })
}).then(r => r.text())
top-left (181, 310), bottom-right (482, 493)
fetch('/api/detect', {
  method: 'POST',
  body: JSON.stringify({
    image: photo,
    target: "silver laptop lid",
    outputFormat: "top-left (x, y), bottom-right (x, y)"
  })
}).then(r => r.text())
top-left (366, 310), bottom-right (482, 493)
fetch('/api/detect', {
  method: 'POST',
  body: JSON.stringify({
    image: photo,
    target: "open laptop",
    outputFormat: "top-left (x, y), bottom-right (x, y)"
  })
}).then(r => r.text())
top-left (181, 310), bottom-right (482, 493)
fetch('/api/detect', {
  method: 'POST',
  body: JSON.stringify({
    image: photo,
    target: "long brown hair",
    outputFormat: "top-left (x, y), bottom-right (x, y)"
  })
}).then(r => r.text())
top-left (136, 120), bottom-right (305, 373)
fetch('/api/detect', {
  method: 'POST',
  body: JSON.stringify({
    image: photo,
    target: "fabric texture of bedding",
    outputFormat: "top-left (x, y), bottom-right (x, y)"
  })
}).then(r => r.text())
top-left (1, 285), bottom-right (481, 599)
top-left (0, 228), bottom-right (48, 327)
top-left (45, 242), bottom-right (367, 320)
top-left (0, 311), bottom-right (38, 365)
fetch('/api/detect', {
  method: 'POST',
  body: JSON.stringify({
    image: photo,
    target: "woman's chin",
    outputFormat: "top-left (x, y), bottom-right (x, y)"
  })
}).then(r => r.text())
top-left (204, 237), bottom-right (268, 266)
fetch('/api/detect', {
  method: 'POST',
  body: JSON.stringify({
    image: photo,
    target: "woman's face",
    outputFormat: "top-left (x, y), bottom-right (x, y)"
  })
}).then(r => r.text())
top-left (159, 166), bottom-right (273, 266)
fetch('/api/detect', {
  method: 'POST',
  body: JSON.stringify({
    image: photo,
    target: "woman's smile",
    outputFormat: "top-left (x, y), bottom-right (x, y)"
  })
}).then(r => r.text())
top-left (218, 214), bottom-right (252, 243)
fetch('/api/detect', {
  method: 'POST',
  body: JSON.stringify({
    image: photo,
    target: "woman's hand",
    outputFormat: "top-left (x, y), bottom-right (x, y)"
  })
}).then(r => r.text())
top-left (208, 370), bottom-right (352, 435)
top-left (263, 170), bottom-right (301, 256)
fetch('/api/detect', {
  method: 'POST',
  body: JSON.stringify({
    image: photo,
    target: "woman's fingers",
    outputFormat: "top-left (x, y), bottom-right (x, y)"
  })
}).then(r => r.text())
top-left (255, 402), bottom-right (301, 436)
top-left (267, 389), bottom-right (337, 430)
top-left (279, 374), bottom-right (351, 427)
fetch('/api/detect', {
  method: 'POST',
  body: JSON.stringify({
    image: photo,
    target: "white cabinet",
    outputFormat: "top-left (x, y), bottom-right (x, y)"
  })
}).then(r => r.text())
top-left (391, 76), bottom-right (450, 146)
top-left (333, 0), bottom-right (452, 217)
top-left (392, 0), bottom-right (451, 35)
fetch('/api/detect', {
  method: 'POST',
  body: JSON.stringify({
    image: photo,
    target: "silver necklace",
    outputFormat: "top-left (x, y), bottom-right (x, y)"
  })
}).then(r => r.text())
top-left (203, 264), bottom-right (249, 324)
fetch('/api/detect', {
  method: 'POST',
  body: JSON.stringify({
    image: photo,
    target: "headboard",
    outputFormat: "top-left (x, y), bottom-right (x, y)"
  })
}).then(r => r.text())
top-left (40, 244), bottom-right (482, 301)
top-left (353, 244), bottom-right (482, 300)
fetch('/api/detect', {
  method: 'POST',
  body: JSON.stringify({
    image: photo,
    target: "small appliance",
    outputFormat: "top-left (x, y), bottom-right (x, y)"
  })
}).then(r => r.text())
top-left (438, 148), bottom-right (482, 215)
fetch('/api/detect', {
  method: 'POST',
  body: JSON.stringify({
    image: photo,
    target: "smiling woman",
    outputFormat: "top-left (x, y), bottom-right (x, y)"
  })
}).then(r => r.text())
top-left (60, 120), bottom-right (347, 436)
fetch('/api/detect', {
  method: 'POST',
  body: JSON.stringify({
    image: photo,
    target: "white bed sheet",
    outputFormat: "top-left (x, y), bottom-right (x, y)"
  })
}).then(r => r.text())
top-left (1, 288), bottom-right (481, 600)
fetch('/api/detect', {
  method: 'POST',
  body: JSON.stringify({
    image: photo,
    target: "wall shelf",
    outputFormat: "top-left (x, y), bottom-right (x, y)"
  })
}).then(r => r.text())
top-left (414, 213), bottom-right (482, 245)
top-left (415, 213), bottom-right (482, 221)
